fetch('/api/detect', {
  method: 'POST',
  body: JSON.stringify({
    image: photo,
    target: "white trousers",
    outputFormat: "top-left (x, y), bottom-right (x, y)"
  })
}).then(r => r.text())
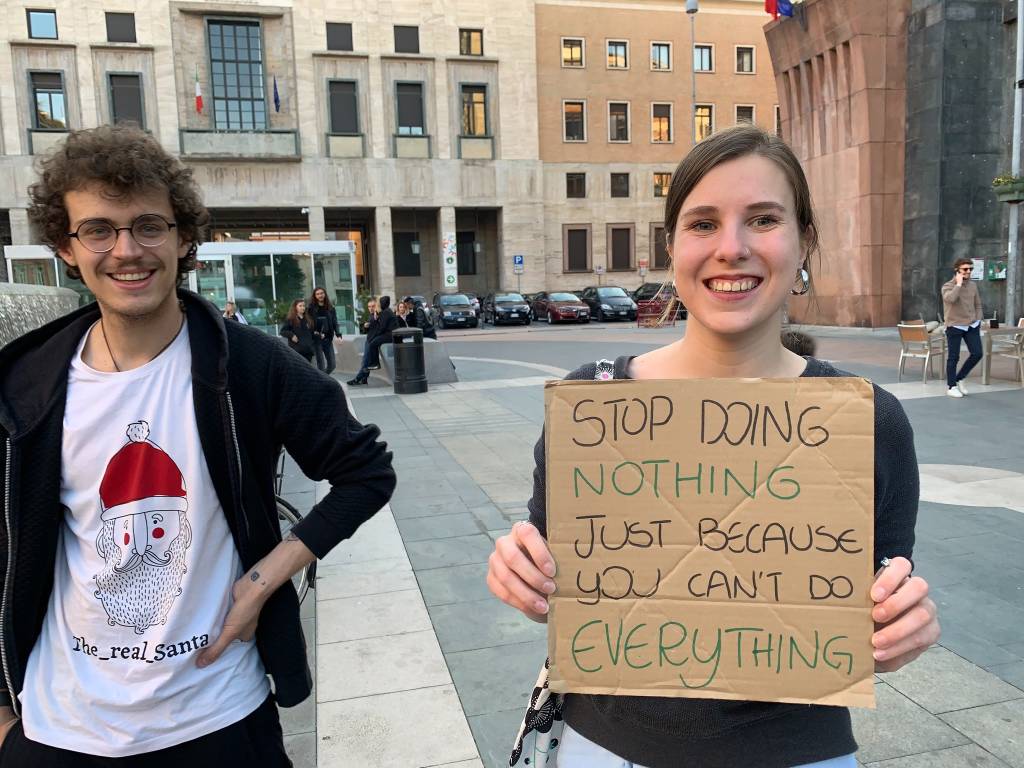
top-left (556, 724), bottom-right (859, 768)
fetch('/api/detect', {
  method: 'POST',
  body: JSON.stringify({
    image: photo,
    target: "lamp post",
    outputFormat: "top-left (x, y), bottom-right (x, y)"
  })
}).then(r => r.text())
top-left (1008, 0), bottom-right (1024, 324)
top-left (686, 0), bottom-right (699, 144)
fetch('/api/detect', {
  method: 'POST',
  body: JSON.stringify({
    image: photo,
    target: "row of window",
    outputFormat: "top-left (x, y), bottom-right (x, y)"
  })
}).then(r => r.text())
top-left (27, 68), bottom-right (485, 140)
top-left (563, 224), bottom-right (670, 273)
top-left (30, 71), bottom-right (143, 129)
top-left (561, 38), bottom-right (756, 75)
top-left (25, 9), bottom-right (485, 58)
top-left (562, 101), bottom-right (778, 144)
top-left (566, 172), bottom-right (673, 200)
top-left (329, 23), bottom-right (484, 57)
top-left (27, 8), bottom-right (136, 42)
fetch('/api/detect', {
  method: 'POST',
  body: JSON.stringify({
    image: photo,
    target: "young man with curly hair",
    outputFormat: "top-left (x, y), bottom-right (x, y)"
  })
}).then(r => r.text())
top-left (0, 126), bottom-right (396, 765)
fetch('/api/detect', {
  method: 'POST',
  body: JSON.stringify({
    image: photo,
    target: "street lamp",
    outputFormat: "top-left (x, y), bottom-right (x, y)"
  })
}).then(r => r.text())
top-left (686, 0), bottom-right (699, 144)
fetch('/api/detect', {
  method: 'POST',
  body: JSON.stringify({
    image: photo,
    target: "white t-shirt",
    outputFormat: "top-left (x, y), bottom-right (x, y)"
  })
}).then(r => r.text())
top-left (20, 320), bottom-right (270, 756)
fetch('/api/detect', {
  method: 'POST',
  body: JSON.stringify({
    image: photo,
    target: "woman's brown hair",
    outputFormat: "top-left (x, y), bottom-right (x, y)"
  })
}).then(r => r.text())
top-left (286, 299), bottom-right (314, 329)
top-left (27, 125), bottom-right (209, 283)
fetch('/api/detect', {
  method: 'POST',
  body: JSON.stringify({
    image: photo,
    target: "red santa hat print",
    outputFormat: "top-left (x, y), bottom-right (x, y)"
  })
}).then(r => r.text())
top-left (99, 421), bottom-right (187, 522)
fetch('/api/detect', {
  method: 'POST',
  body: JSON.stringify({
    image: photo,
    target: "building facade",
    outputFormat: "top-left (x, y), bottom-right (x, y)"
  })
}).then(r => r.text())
top-left (1, 0), bottom-right (779, 310)
top-left (535, 0), bottom-right (780, 293)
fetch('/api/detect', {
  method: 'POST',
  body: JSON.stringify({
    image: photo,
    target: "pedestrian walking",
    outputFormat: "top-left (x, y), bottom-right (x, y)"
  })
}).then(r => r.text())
top-left (941, 258), bottom-right (984, 398)
top-left (348, 296), bottom-right (398, 385)
top-left (0, 125), bottom-right (395, 765)
top-left (279, 299), bottom-right (315, 363)
top-left (309, 287), bottom-right (340, 374)
top-left (487, 125), bottom-right (939, 768)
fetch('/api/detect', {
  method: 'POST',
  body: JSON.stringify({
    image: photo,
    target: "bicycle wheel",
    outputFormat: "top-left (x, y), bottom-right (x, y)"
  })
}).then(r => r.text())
top-left (276, 496), bottom-right (313, 604)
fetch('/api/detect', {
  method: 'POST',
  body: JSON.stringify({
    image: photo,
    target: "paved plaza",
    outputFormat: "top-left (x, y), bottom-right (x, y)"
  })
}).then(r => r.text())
top-left (287, 321), bottom-right (1023, 768)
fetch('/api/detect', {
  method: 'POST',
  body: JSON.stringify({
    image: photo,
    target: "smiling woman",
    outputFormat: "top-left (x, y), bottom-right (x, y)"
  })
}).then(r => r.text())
top-left (489, 125), bottom-right (939, 768)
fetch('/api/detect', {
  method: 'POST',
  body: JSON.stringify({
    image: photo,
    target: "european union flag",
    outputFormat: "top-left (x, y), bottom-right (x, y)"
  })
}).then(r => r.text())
top-left (273, 75), bottom-right (281, 113)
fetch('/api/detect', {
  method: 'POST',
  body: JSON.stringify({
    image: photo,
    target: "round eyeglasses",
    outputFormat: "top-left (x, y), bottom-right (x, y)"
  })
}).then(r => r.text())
top-left (66, 214), bottom-right (177, 253)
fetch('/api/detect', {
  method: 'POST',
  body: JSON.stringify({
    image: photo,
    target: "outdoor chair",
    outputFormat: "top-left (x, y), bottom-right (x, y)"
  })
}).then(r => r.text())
top-left (897, 323), bottom-right (946, 383)
top-left (991, 318), bottom-right (1024, 384)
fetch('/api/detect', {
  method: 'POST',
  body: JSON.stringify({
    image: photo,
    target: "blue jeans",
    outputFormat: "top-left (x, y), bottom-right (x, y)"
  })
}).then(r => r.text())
top-left (556, 725), bottom-right (858, 768)
top-left (354, 337), bottom-right (389, 381)
top-left (945, 325), bottom-right (983, 388)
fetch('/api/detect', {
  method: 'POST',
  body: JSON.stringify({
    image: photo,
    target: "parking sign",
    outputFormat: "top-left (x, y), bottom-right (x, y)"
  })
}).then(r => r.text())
top-left (513, 254), bottom-right (524, 267)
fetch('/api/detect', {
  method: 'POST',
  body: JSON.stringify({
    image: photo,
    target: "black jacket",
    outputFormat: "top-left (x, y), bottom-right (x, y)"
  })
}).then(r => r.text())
top-left (375, 309), bottom-right (399, 342)
top-left (0, 291), bottom-right (396, 713)
top-left (279, 318), bottom-right (315, 358)
top-left (411, 305), bottom-right (435, 336)
top-left (310, 304), bottom-right (339, 340)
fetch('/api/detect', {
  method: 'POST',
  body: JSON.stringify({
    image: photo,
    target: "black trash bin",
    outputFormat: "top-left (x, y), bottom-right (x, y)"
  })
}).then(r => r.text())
top-left (392, 327), bottom-right (428, 394)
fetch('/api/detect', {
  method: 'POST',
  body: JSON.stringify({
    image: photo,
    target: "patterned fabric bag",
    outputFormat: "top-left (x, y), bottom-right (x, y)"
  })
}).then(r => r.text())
top-left (509, 658), bottom-right (564, 766)
top-left (509, 360), bottom-right (616, 767)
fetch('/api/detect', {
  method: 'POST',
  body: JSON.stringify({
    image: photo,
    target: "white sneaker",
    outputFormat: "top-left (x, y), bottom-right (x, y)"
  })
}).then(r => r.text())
top-left (947, 386), bottom-right (964, 398)
top-left (956, 380), bottom-right (968, 395)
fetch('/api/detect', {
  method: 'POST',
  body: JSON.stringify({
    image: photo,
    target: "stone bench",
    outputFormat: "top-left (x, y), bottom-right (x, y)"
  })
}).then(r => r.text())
top-left (336, 335), bottom-right (458, 385)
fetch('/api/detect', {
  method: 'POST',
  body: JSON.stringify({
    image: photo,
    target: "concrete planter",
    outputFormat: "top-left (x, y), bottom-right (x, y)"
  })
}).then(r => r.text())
top-left (994, 181), bottom-right (1024, 204)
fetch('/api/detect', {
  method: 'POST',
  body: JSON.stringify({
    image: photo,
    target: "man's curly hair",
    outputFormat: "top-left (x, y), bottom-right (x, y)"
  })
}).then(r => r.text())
top-left (27, 125), bottom-right (209, 282)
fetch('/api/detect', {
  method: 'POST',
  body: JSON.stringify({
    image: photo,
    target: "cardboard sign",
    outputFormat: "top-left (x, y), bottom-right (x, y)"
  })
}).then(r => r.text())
top-left (545, 378), bottom-right (876, 708)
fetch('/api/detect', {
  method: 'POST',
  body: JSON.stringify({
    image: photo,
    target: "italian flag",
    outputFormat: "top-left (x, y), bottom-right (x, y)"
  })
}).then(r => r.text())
top-left (194, 65), bottom-right (203, 114)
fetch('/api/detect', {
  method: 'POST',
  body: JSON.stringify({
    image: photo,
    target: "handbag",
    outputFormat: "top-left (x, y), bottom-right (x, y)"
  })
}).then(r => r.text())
top-left (509, 359), bottom-right (616, 766)
top-left (509, 657), bottom-right (564, 767)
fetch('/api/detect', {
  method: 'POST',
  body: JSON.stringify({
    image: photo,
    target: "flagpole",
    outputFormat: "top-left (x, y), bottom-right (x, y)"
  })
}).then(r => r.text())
top-left (686, 1), bottom-right (699, 143)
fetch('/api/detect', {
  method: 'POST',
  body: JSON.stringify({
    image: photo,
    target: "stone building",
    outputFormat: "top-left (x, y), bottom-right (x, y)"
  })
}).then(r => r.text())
top-left (1, 0), bottom-right (780, 307)
top-left (765, 0), bottom-right (1022, 326)
top-left (535, 0), bottom-right (780, 293)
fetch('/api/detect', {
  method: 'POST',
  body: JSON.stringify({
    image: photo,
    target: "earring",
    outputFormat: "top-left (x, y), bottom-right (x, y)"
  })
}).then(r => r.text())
top-left (790, 267), bottom-right (810, 296)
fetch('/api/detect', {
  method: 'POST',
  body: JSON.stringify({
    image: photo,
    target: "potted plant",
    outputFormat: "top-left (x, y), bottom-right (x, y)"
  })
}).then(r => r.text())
top-left (992, 174), bottom-right (1024, 203)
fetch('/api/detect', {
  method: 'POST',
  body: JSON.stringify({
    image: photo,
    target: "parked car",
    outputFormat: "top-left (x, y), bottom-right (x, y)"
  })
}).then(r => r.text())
top-left (632, 282), bottom-right (687, 320)
top-left (531, 291), bottom-right (591, 324)
top-left (431, 292), bottom-right (478, 329)
top-left (482, 292), bottom-right (532, 325)
top-left (521, 292), bottom-right (540, 320)
top-left (463, 291), bottom-right (482, 317)
top-left (579, 286), bottom-right (638, 321)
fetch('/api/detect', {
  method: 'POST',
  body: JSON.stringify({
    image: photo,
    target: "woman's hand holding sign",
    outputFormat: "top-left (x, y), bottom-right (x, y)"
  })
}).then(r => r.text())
top-left (870, 556), bottom-right (940, 672)
top-left (488, 521), bottom-right (557, 623)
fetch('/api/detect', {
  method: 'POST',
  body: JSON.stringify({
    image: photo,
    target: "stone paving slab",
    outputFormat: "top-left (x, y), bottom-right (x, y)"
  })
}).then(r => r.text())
top-left (850, 682), bottom-right (971, 763)
top-left (317, 629), bottom-right (450, 702)
top-left (318, 686), bottom-right (478, 768)
top-left (878, 646), bottom-right (1023, 714)
top-left (939, 699), bottom-right (1024, 768)
top-left (864, 744), bottom-right (1011, 767)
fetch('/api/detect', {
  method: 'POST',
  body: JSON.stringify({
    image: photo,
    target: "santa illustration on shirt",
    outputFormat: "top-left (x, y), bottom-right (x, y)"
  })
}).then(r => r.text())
top-left (93, 421), bottom-right (192, 634)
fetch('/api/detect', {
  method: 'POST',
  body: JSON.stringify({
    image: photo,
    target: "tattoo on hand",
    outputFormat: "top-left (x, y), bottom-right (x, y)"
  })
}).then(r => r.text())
top-left (250, 571), bottom-right (260, 582)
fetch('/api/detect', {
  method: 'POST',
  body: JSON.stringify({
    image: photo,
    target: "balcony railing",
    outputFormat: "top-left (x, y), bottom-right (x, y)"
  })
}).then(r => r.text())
top-left (326, 133), bottom-right (364, 158)
top-left (458, 135), bottom-right (494, 160)
top-left (28, 129), bottom-right (69, 155)
top-left (179, 129), bottom-right (300, 160)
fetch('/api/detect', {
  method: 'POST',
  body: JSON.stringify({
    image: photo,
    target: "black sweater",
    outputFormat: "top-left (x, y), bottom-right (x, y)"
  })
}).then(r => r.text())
top-left (0, 291), bottom-right (396, 712)
top-left (528, 356), bottom-right (919, 768)
top-left (279, 318), bottom-right (315, 358)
